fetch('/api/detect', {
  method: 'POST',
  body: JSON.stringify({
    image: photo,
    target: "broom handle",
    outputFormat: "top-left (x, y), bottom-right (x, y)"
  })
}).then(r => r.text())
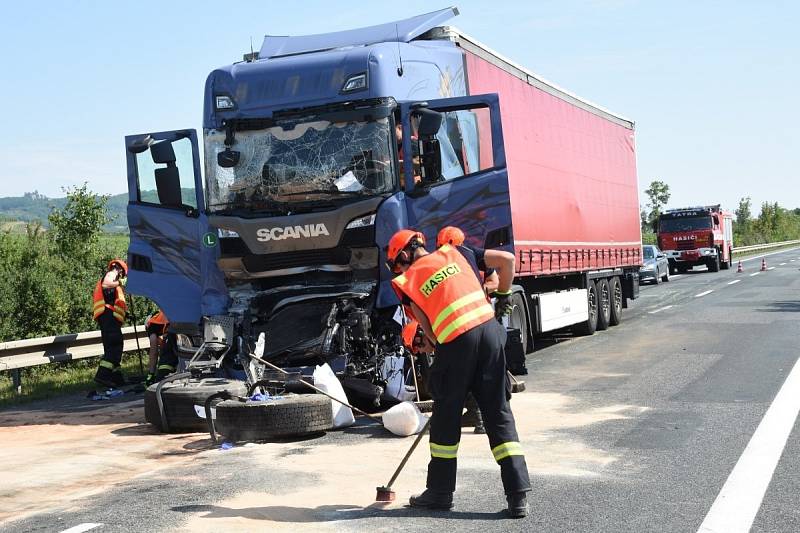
top-left (385, 417), bottom-right (431, 489)
top-left (246, 352), bottom-right (383, 423)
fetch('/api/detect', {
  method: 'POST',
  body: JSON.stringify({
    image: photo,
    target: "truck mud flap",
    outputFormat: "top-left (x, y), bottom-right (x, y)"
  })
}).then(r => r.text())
top-left (622, 272), bottom-right (640, 304)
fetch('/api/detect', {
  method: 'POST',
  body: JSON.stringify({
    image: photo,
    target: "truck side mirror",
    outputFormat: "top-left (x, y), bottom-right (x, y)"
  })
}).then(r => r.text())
top-left (415, 108), bottom-right (443, 137)
top-left (217, 149), bottom-right (240, 168)
top-left (713, 215), bottom-right (720, 226)
top-left (420, 138), bottom-right (442, 184)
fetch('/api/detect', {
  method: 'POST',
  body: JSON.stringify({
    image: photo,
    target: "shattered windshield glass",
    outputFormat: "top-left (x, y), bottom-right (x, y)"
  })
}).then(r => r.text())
top-left (205, 117), bottom-right (395, 214)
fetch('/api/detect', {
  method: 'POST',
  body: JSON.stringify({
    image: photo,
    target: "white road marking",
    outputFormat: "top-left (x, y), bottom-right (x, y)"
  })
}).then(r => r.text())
top-left (779, 263), bottom-right (787, 266)
top-left (738, 247), bottom-right (800, 263)
top-left (767, 267), bottom-right (775, 271)
top-left (727, 279), bottom-right (741, 285)
top-left (791, 260), bottom-right (796, 263)
top-left (749, 272), bottom-right (760, 277)
top-left (59, 524), bottom-right (103, 533)
top-left (697, 356), bottom-right (800, 533)
top-left (695, 290), bottom-right (713, 298)
top-left (648, 305), bottom-right (673, 314)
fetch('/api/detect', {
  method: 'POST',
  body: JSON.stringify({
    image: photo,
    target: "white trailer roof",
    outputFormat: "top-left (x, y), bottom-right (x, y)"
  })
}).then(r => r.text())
top-left (424, 26), bottom-right (635, 130)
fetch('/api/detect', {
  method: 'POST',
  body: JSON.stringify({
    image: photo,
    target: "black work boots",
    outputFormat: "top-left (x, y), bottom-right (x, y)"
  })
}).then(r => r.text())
top-left (408, 489), bottom-right (454, 510)
top-left (506, 491), bottom-right (529, 518)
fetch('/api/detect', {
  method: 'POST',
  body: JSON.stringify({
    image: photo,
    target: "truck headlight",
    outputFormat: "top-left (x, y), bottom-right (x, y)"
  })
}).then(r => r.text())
top-left (215, 95), bottom-right (235, 110)
top-left (345, 213), bottom-right (376, 229)
top-left (341, 73), bottom-right (367, 93)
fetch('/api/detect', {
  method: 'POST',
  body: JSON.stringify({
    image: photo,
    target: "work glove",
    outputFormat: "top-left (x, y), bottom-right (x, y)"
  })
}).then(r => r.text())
top-left (493, 290), bottom-right (513, 320)
top-left (119, 276), bottom-right (128, 287)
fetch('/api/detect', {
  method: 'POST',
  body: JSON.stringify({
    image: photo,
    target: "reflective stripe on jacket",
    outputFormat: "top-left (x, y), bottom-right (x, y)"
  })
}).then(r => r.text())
top-left (92, 279), bottom-right (126, 324)
top-left (391, 244), bottom-right (494, 344)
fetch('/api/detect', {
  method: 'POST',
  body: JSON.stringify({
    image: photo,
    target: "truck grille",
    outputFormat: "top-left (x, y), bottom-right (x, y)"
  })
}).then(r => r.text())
top-left (242, 247), bottom-right (352, 273)
top-left (676, 241), bottom-right (696, 251)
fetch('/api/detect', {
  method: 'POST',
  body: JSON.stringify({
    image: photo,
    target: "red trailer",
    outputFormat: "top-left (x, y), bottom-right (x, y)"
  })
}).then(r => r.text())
top-left (428, 28), bottom-right (642, 338)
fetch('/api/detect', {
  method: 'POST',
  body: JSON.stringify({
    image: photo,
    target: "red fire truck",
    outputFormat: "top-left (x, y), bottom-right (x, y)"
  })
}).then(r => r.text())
top-left (657, 205), bottom-right (734, 274)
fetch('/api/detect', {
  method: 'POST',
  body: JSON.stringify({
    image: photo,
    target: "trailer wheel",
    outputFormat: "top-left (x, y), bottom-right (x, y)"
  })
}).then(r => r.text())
top-left (609, 276), bottom-right (623, 326)
top-left (214, 393), bottom-right (333, 441)
top-left (144, 378), bottom-right (247, 433)
top-left (573, 280), bottom-right (598, 336)
top-left (595, 279), bottom-right (611, 331)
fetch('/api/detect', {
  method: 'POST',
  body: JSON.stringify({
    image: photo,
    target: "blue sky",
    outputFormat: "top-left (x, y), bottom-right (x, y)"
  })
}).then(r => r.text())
top-left (0, 0), bottom-right (797, 214)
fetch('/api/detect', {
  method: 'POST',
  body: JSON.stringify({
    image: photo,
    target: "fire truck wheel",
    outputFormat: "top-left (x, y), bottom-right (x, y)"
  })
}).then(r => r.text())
top-left (595, 278), bottom-right (611, 331)
top-left (708, 254), bottom-right (720, 272)
top-left (144, 378), bottom-right (248, 433)
top-left (574, 280), bottom-right (598, 336)
top-left (609, 276), bottom-right (623, 326)
top-left (214, 393), bottom-right (333, 441)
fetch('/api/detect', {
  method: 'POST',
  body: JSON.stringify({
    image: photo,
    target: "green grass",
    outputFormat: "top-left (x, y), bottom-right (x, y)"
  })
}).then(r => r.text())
top-left (0, 353), bottom-right (148, 408)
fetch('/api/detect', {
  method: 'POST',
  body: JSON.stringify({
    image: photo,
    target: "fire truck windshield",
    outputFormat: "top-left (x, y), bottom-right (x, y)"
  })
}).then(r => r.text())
top-left (659, 216), bottom-right (712, 233)
top-left (204, 116), bottom-right (395, 214)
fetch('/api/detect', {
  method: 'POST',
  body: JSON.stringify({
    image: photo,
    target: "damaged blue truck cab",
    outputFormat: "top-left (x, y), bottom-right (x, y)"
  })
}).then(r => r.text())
top-left (124, 7), bottom-right (512, 401)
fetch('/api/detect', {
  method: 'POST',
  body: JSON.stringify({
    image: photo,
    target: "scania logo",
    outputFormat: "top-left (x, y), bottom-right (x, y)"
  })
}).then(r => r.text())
top-left (256, 223), bottom-right (330, 242)
top-left (674, 235), bottom-right (696, 241)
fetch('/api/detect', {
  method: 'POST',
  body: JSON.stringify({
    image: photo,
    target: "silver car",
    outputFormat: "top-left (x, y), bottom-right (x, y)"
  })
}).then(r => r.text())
top-left (640, 245), bottom-right (670, 284)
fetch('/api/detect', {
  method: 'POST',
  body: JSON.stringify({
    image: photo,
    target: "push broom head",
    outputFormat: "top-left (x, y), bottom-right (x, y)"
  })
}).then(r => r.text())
top-left (375, 486), bottom-right (396, 502)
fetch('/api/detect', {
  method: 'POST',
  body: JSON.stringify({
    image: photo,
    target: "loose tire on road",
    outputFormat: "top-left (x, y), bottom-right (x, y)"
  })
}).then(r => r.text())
top-left (609, 276), bottom-right (623, 326)
top-left (595, 278), bottom-right (611, 331)
top-left (144, 378), bottom-right (248, 433)
top-left (215, 393), bottom-right (333, 441)
top-left (573, 280), bottom-right (598, 336)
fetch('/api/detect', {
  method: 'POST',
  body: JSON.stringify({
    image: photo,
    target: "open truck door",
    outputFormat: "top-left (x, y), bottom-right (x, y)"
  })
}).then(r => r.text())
top-left (399, 94), bottom-right (513, 251)
top-left (125, 129), bottom-right (228, 331)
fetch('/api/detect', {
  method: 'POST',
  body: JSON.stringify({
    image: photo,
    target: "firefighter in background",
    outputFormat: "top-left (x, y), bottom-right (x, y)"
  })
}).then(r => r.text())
top-left (387, 230), bottom-right (531, 517)
top-left (435, 226), bottom-right (500, 434)
top-left (436, 226), bottom-right (499, 294)
top-left (144, 309), bottom-right (169, 386)
top-left (93, 259), bottom-right (128, 388)
top-left (153, 332), bottom-right (180, 382)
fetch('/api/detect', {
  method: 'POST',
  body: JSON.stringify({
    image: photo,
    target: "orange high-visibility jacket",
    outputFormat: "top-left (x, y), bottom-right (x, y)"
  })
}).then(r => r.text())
top-left (92, 280), bottom-right (127, 324)
top-left (392, 244), bottom-right (494, 344)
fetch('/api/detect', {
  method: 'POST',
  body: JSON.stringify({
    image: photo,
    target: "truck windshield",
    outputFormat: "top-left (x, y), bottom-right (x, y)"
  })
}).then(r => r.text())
top-left (205, 117), bottom-right (395, 214)
top-left (659, 217), bottom-right (712, 233)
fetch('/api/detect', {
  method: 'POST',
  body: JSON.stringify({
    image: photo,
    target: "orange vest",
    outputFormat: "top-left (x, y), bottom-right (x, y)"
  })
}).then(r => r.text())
top-left (92, 280), bottom-right (127, 324)
top-left (392, 244), bottom-right (495, 344)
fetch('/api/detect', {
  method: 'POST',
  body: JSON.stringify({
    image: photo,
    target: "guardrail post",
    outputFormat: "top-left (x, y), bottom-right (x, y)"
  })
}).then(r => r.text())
top-left (11, 369), bottom-right (22, 394)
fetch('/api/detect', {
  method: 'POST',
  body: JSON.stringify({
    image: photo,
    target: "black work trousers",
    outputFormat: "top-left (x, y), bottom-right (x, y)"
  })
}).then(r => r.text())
top-left (426, 319), bottom-right (531, 494)
top-left (155, 333), bottom-right (180, 380)
top-left (95, 311), bottom-right (124, 384)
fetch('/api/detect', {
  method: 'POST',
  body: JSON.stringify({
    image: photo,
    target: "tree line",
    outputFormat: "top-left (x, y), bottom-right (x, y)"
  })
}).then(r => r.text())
top-left (0, 185), bottom-right (130, 343)
top-left (640, 180), bottom-right (800, 247)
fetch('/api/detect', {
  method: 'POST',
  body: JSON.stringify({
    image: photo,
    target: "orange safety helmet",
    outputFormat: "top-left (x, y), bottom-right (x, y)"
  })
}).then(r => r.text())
top-left (386, 229), bottom-right (425, 273)
top-left (108, 259), bottom-right (128, 276)
top-left (436, 226), bottom-right (465, 248)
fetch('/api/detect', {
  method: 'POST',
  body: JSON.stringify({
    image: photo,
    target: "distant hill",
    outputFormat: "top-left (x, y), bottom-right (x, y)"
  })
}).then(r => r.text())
top-left (0, 191), bottom-right (129, 233)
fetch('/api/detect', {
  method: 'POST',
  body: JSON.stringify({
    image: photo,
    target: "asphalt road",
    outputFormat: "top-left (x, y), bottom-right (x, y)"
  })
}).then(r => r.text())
top-left (6, 248), bottom-right (800, 533)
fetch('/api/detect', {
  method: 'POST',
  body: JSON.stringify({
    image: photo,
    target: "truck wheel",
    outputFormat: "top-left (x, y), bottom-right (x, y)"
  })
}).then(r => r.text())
top-left (573, 280), bottom-right (598, 336)
top-left (678, 265), bottom-right (690, 274)
top-left (609, 276), bottom-right (623, 326)
top-left (721, 250), bottom-right (731, 270)
top-left (708, 254), bottom-right (720, 272)
top-left (509, 292), bottom-right (531, 354)
top-left (144, 378), bottom-right (248, 433)
top-left (595, 279), bottom-right (611, 331)
top-left (215, 393), bottom-right (333, 441)
top-left (669, 264), bottom-right (677, 275)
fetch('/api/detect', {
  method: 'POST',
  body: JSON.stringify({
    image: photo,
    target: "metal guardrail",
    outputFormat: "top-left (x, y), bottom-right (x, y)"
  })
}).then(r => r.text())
top-left (0, 325), bottom-right (149, 393)
top-left (731, 240), bottom-right (800, 254)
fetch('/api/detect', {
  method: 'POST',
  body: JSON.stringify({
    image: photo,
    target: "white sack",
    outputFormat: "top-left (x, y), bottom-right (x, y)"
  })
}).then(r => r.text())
top-left (313, 363), bottom-right (355, 428)
top-left (382, 401), bottom-right (428, 436)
